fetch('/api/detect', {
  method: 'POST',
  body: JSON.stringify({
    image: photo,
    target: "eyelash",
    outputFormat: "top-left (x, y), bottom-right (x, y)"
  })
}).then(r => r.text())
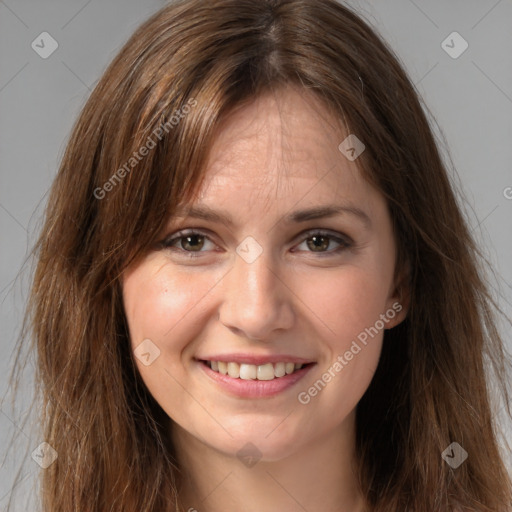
top-left (159, 228), bottom-right (353, 258)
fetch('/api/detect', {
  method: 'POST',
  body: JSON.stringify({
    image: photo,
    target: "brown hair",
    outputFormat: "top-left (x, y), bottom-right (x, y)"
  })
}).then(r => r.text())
top-left (7, 0), bottom-right (512, 510)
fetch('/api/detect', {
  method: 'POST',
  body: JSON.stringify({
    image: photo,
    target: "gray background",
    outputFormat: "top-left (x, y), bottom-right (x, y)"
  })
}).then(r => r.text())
top-left (1, 0), bottom-right (511, 509)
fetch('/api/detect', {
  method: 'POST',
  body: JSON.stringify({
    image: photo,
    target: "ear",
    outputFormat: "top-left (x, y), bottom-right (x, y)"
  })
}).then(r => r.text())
top-left (384, 260), bottom-right (410, 329)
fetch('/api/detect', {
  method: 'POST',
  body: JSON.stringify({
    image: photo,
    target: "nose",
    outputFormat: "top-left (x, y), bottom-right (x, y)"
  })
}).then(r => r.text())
top-left (218, 249), bottom-right (295, 341)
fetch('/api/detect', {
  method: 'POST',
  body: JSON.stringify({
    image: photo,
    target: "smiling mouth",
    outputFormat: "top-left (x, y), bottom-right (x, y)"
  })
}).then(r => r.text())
top-left (199, 360), bottom-right (314, 380)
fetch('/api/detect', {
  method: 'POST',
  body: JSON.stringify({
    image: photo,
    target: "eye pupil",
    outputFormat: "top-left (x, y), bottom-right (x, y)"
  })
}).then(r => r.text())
top-left (307, 235), bottom-right (329, 252)
top-left (163, 230), bottom-right (347, 256)
top-left (182, 234), bottom-right (204, 251)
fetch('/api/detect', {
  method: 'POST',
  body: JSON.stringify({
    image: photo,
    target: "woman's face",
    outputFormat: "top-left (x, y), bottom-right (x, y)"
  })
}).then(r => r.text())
top-left (122, 87), bottom-right (406, 461)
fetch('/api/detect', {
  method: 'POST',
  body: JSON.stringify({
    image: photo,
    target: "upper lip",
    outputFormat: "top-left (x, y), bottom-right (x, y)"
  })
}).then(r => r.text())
top-left (197, 353), bottom-right (316, 365)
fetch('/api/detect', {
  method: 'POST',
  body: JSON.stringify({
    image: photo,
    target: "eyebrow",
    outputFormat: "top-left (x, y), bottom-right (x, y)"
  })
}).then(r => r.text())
top-left (173, 204), bottom-right (372, 229)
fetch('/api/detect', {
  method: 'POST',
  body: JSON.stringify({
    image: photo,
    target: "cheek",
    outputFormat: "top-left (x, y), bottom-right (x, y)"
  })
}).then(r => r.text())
top-left (294, 261), bottom-right (393, 345)
top-left (121, 260), bottom-right (220, 412)
top-left (296, 337), bottom-right (382, 446)
top-left (122, 260), bottom-right (219, 355)
top-left (295, 274), bottom-right (386, 433)
top-left (291, 263), bottom-right (390, 410)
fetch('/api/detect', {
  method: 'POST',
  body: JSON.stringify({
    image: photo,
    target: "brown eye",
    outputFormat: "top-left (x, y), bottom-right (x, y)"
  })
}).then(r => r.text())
top-left (160, 230), bottom-right (216, 255)
top-left (295, 230), bottom-right (352, 255)
top-left (180, 234), bottom-right (205, 252)
top-left (306, 235), bottom-right (331, 252)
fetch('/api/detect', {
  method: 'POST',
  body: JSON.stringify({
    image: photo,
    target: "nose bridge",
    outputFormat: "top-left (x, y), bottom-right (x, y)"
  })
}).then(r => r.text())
top-left (237, 250), bottom-right (275, 305)
top-left (218, 245), bottom-right (293, 339)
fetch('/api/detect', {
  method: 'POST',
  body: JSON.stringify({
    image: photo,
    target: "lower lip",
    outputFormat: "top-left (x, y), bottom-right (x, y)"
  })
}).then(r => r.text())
top-left (197, 360), bottom-right (316, 398)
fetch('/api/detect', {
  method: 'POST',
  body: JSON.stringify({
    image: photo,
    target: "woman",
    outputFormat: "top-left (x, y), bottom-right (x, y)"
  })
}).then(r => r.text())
top-left (9, 0), bottom-right (512, 510)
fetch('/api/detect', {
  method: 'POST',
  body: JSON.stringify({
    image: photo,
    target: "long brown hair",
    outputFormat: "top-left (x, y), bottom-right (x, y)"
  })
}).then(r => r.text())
top-left (7, 0), bottom-right (512, 510)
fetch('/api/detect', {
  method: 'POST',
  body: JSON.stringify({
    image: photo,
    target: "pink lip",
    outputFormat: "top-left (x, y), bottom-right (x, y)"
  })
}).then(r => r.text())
top-left (196, 360), bottom-right (316, 399)
top-left (196, 353), bottom-right (315, 365)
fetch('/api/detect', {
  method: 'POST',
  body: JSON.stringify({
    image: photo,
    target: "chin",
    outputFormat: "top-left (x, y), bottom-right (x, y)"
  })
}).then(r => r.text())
top-left (197, 416), bottom-right (312, 463)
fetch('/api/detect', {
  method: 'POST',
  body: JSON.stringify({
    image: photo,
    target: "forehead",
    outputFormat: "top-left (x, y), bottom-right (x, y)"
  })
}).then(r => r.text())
top-left (183, 86), bottom-right (381, 216)
top-left (206, 88), bottom-right (347, 180)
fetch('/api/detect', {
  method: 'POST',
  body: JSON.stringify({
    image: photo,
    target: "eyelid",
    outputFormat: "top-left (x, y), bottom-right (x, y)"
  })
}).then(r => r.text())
top-left (292, 229), bottom-right (353, 252)
top-left (159, 227), bottom-right (354, 256)
top-left (159, 228), bottom-right (219, 252)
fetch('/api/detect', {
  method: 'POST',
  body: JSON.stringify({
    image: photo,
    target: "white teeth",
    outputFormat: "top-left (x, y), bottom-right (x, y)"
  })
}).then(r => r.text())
top-left (227, 362), bottom-right (240, 378)
top-left (207, 360), bottom-right (307, 380)
top-left (257, 363), bottom-right (275, 381)
top-left (239, 363), bottom-right (257, 380)
top-left (218, 361), bottom-right (228, 375)
top-left (274, 362), bottom-right (286, 378)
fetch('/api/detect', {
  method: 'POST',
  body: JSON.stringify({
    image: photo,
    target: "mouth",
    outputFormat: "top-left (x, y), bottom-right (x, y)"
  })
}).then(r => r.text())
top-left (196, 358), bottom-right (316, 398)
top-left (199, 360), bottom-right (314, 380)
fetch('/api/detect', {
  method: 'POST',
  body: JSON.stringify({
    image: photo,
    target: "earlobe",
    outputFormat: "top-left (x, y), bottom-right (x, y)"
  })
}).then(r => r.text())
top-left (385, 293), bottom-right (408, 329)
top-left (385, 265), bottom-right (411, 329)
top-left (384, 298), bottom-right (407, 329)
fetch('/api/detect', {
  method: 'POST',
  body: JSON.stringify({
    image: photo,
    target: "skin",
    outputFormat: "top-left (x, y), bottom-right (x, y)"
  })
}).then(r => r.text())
top-left (122, 86), bottom-right (408, 512)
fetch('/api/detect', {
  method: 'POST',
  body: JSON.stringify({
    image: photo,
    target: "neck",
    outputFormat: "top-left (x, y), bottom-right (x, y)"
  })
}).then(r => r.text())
top-left (171, 411), bottom-right (366, 512)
